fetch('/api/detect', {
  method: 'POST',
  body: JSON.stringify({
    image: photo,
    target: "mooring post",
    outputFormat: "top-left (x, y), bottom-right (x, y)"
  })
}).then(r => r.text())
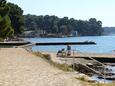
top-left (113, 80), bottom-right (115, 86)
top-left (103, 65), bottom-right (106, 83)
top-left (72, 49), bottom-right (75, 71)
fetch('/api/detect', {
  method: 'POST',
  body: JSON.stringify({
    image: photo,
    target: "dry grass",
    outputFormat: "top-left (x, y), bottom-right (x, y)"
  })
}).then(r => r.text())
top-left (95, 83), bottom-right (114, 86)
top-left (34, 52), bottom-right (72, 72)
top-left (86, 82), bottom-right (115, 86)
top-left (76, 76), bottom-right (86, 81)
top-left (76, 76), bottom-right (96, 83)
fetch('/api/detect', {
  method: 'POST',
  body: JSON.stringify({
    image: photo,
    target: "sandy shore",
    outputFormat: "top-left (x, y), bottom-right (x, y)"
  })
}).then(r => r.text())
top-left (0, 48), bottom-right (90, 86)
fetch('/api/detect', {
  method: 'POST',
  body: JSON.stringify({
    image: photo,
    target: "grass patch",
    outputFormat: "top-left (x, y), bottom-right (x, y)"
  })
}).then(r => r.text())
top-left (92, 82), bottom-right (115, 86)
top-left (81, 81), bottom-right (115, 86)
top-left (49, 61), bottom-right (72, 72)
top-left (76, 77), bottom-right (114, 86)
top-left (34, 52), bottom-right (72, 72)
top-left (76, 76), bottom-right (86, 81)
top-left (34, 52), bottom-right (51, 60)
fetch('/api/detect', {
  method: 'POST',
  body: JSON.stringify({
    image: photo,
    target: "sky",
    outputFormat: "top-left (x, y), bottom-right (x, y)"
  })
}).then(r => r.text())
top-left (7, 0), bottom-right (115, 27)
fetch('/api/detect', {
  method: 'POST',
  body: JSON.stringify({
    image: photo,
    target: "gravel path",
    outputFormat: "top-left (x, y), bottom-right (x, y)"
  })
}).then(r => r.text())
top-left (0, 48), bottom-right (87, 86)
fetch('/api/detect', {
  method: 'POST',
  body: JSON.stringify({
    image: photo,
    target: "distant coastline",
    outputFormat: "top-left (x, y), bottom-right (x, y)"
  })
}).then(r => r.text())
top-left (18, 27), bottom-right (115, 38)
top-left (103, 27), bottom-right (115, 35)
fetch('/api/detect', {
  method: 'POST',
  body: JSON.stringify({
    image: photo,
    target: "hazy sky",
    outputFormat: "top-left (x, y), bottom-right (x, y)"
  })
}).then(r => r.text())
top-left (7, 0), bottom-right (115, 27)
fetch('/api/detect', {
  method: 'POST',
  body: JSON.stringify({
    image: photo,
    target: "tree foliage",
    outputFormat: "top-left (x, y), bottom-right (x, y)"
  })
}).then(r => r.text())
top-left (7, 2), bottom-right (24, 35)
top-left (0, 0), bottom-right (14, 39)
top-left (24, 15), bottom-right (103, 36)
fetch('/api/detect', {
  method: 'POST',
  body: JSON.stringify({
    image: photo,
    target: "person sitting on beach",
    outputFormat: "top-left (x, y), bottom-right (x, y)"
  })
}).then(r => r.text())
top-left (57, 50), bottom-right (62, 56)
top-left (61, 48), bottom-right (66, 56)
top-left (57, 48), bottom-right (66, 56)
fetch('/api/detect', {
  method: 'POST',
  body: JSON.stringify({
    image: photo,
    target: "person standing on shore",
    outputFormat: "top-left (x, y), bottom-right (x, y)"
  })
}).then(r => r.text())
top-left (67, 45), bottom-right (71, 56)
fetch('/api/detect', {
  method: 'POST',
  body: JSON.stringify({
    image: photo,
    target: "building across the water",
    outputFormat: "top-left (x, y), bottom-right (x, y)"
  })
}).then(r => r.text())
top-left (71, 31), bottom-right (78, 37)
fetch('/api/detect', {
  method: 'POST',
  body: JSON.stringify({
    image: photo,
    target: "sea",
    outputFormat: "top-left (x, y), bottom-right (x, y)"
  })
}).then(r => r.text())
top-left (25, 35), bottom-right (115, 53)
top-left (25, 35), bottom-right (115, 83)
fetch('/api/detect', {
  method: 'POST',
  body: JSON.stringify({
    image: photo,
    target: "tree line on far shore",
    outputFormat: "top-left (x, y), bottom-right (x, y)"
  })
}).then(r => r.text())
top-left (24, 14), bottom-right (103, 36)
top-left (0, 0), bottom-right (103, 40)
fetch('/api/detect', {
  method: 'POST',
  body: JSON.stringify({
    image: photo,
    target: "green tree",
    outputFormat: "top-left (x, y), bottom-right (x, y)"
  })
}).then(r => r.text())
top-left (89, 18), bottom-right (103, 36)
top-left (0, 0), bottom-right (14, 39)
top-left (24, 14), bottom-right (38, 30)
top-left (7, 2), bottom-right (24, 35)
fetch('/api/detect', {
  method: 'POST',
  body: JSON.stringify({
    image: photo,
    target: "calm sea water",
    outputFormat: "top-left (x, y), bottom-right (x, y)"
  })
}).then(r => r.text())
top-left (25, 35), bottom-right (115, 53)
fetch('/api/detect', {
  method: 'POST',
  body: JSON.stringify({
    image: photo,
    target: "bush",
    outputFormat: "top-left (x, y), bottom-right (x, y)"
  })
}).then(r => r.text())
top-left (34, 52), bottom-right (72, 72)
top-left (43, 54), bottom-right (51, 60)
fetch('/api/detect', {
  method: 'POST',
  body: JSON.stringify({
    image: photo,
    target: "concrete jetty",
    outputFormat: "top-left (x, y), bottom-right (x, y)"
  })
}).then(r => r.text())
top-left (35, 41), bottom-right (96, 45)
top-left (64, 52), bottom-right (115, 63)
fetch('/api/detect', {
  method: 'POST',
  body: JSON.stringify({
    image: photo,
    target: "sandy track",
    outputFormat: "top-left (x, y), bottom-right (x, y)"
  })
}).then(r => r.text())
top-left (0, 48), bottom-right (86, 86)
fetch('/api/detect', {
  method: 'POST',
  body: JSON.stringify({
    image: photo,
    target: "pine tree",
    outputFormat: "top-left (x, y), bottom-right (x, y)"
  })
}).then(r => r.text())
top-left (0, 0), bottom-right (14, 39)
